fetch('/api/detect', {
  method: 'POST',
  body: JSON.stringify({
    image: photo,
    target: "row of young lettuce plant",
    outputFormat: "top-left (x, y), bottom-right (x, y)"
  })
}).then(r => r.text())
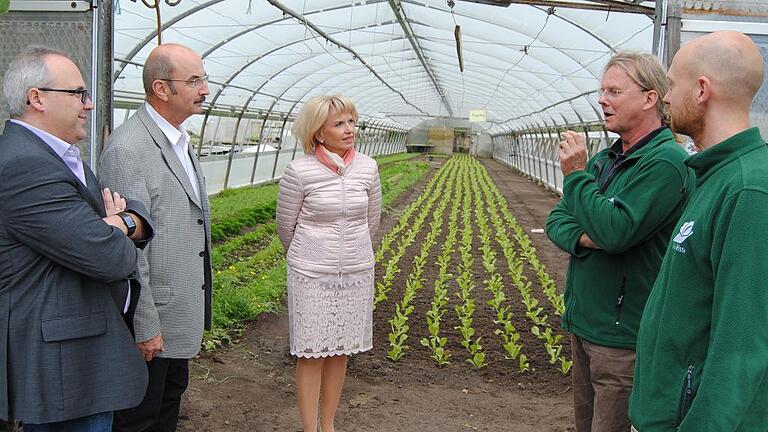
top-left (386, 161), bottom-right (456, 360)
top-left (473, 160), bottom-right (571, 374)
top-left (374, 155), bottom-right (570, 374)
top-left (418, 161), bottom-right (463, 366)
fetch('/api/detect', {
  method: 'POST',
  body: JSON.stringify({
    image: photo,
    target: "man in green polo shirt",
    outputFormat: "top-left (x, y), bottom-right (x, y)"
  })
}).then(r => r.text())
top-left (546, 52), bottom-right (694, 432)
top-left (629, 31), bottom-right (767, 432)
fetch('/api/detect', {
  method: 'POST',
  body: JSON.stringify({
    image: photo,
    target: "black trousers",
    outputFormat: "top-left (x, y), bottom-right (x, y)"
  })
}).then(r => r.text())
top-left (112, 358), bottom-right (189, 432)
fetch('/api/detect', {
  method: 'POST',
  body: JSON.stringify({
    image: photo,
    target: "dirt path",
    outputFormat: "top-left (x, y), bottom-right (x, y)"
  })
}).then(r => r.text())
top-left (178, 157), bottom-right (573, 432)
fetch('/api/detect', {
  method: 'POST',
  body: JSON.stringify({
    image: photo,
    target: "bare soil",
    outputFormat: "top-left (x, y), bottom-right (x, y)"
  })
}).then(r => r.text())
top-left (179, 157), bottom-right (573, 432)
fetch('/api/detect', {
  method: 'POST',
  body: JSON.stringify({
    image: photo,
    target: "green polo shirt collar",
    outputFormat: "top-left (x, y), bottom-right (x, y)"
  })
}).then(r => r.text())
top-left (686, 127), bottom-right (765, 186)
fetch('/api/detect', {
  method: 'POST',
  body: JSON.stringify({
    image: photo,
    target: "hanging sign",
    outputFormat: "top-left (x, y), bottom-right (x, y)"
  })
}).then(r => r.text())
top-left (469, 110), bottom-right (487, 123)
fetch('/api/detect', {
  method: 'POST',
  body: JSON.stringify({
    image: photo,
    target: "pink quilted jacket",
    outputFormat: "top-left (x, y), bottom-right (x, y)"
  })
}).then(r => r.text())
top-left (276, 153), bottom-right (382, 274)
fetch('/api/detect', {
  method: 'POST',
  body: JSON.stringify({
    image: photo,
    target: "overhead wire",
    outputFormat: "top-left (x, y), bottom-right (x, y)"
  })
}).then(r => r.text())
top-left (480, 5), bottom-right (553, 110)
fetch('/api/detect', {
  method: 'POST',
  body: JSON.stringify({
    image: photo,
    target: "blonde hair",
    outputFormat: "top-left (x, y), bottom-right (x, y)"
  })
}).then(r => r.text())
top-left (292, 95), bottom-right (358, 154)
top-left (604, 52), bottom-right (670, 125)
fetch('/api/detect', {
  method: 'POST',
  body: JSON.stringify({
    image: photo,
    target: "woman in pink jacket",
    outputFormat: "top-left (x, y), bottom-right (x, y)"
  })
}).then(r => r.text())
top-left (276, 95), bottom-right (382, 432)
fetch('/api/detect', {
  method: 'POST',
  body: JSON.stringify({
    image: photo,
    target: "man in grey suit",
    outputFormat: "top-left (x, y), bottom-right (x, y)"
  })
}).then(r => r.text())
top-left (99, 43), bottom-right (212, 432)
top-left (0, 47), bottom-right (153, 430)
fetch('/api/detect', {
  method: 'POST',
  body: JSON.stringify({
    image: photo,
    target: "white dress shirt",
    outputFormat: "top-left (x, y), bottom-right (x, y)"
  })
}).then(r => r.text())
top-left (144, 103), bottom-right (200, 200)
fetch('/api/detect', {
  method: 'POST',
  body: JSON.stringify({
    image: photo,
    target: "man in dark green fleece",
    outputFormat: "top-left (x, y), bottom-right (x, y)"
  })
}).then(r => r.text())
top-left (629, 31), bottom-right (767, 432)
top-left (546, 52), bottom-right (694, 432)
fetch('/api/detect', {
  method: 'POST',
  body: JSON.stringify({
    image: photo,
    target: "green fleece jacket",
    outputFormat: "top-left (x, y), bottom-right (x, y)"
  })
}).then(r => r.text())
top-left (629, 128), bottom-right (768, 432)
top-left (546, 128), bottom-right (693, 349)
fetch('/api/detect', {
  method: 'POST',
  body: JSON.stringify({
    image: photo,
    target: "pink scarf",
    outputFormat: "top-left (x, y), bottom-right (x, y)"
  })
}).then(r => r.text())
top-left (314, 144), bottom-right (356, 175)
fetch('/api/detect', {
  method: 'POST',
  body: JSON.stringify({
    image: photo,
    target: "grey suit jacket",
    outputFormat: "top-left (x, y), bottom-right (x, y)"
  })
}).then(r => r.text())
top-left (0, 121), bottom-right (151, 423)
top-left (99, 104), bottom-right (212, 359)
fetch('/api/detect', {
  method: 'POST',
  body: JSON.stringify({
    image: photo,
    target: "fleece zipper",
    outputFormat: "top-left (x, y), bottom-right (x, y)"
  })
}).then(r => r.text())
top-left (563, 257), bottom-right (577, 330)
top-left (615, 275), bottom-right (627, 326)
top-left (676, 364), bottom-right (695, 428)
top-left (338, 175), bottom-right (346, 276)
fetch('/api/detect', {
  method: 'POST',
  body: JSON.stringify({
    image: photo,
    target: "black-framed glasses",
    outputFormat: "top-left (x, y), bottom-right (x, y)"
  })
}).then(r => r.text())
top-left (36, 87), bottom-right (91, 104)
top-left (160, 75), bottom-right (209, 88)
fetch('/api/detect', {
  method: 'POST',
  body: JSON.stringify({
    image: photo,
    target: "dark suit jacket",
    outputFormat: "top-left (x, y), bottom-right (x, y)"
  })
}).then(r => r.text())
top-left (0, 121), bottom-right (152, 423)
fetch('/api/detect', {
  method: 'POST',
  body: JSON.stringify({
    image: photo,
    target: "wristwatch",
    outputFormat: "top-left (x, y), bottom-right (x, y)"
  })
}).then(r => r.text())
top-left (118, 211), bottom-right (137, 236)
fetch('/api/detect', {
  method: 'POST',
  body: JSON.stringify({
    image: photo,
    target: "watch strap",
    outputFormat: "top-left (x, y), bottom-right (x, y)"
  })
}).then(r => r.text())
top-left (118, 211), bottom-right (137, 236)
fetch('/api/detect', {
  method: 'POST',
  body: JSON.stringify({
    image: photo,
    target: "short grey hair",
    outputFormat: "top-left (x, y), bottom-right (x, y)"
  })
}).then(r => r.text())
top-left (2, 46), bottom-right (67, 118)
top-left (143, 51), bottom-right (175, 96)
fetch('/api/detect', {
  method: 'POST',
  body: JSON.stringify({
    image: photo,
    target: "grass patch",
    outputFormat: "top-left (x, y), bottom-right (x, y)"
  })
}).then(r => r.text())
top-left (209, 185), bottom-right (277, 243)
top-left (211, 223), bottom-right (277, 270)
top-left (210, 183), bottom-right (278, 222)
top-left (374, 153), bottom-right (420, 166)
top-left (380, 160), bottom-right (430, 209)
top-left (204, 237), bottom-right (286, 350)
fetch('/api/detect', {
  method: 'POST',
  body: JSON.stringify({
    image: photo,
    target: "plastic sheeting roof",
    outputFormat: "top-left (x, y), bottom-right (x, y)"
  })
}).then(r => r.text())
top-left (114, 0), bottom-right (656, 134)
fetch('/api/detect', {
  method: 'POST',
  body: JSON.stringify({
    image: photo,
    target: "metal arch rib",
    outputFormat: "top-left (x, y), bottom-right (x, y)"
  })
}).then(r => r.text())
top-left (197, 22), bottom-right (409, 122)
top-left (201, 17), bottom-right (284, 58)
top-left (534, 6), bottom-right (618, 54)
top-left (403, 0), bottom-right (621, 63)
top-left (114, 0), bottom-right (227, 81)
top-left (266, 0), bottom-right (428, 116)
top-left (387, 0), bottom-right (453, 117)
top-left (114, 0), bottom-right (389, 81)
top-left (399, 0), bottom-right (608, 105)
top-left (501, 89), bottom-right (597, 123)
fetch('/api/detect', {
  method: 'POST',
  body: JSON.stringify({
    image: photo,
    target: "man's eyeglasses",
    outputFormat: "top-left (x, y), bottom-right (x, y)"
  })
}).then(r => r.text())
top-left (32, 88), bottom-right (91, 104)
top-left (160, 75), bottom-right (209, 88)
top-left (597, 87), bottom-right (650, 99)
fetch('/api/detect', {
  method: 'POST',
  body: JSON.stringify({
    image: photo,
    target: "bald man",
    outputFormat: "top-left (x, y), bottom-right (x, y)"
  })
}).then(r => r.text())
top-left (629, 31), bottom-right (767, 432)
top-left (99, 43), bottom-right (212, 432)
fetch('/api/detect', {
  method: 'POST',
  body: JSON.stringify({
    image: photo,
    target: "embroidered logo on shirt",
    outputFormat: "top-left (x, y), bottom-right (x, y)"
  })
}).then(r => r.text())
top-left (672, 221), bottom-right (694, 253)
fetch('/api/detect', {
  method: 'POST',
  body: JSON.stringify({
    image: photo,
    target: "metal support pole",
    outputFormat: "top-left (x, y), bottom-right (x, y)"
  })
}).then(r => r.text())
top-left (542, 118), bottom-right (557, 189)
top-left (357, 123), bottom-right (368, 155)
top-left (664, 0), bottom-right (682, 69)
top-left (525, 122), bottom-right (536, 178)
top-left (270, 114), bottom-right (289, 180)
top-left (224, 93), bottom-right (256, 190)
top-left (532, 121), bottom-right (545, 183)
top-left (370, 121), bottom-right (382, 156)
top-left (197, 111), bottom-right (212, 157)
top-left (250, 101), bottom-right (277, 184)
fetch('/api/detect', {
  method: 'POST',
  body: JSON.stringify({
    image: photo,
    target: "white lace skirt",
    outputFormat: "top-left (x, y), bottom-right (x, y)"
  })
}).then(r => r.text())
top-left (287, 265), bottom-right (375, 358)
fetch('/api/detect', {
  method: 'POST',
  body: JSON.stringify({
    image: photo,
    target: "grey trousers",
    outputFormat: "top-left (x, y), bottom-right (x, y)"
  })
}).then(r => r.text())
top-left (571, 334), bottom-right (636, 432)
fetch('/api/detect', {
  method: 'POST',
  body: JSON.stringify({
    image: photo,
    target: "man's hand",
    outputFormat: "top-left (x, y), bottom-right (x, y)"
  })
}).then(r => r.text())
top-left (102, 188), bottom-right (127, 216)
top-left (102, 188), bottom-right (129, 235)
top-left (100, 188), bottom-right (147, 240)
top-left (137, 333), bottom-right (164, 362)
top-left (578, 233), bottom-right (601, 250)
top-left (558, 130), bottom-right (589, 176)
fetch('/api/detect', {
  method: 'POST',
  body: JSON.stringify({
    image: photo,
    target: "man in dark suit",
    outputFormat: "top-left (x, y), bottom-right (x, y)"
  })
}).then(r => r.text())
top-left (100, 43), bottom-right (212, 432)
top-left (0, 47), bottom-right (153, 431)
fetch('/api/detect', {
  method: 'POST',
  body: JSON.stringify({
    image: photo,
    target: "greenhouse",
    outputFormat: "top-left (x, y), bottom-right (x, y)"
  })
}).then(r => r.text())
top-left (1, 0), bottom-right (768, 431)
